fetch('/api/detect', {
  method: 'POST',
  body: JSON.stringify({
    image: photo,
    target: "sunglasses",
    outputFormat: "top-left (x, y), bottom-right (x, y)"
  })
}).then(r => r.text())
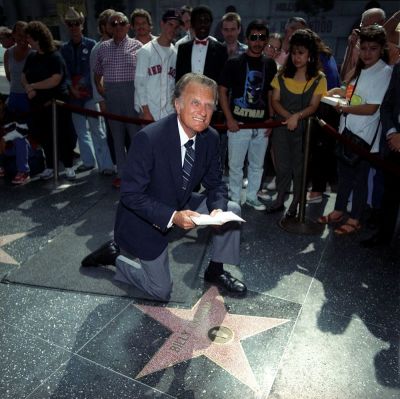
top-left (249, 33), bottom-right (267, 42)
top-left (66, 21), bottom-right (81, 27)
top-left (111, 20), bottom-right (128, 27)
top-left (266, 43), bottom-right (281, 52)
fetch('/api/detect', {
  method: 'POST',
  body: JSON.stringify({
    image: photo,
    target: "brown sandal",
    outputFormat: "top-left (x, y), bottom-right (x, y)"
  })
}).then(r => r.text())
top-left (317, 212), bottom-right (343, 225)
top-left (334, 222), bottom-right (361, 235)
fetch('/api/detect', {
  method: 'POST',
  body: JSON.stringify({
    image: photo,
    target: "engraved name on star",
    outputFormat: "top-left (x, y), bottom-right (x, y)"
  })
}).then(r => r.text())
top-left (135, 286), bottom-right (289, 391)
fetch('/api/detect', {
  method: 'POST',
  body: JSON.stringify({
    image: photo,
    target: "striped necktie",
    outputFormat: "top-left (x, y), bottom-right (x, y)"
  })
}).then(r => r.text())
top-left (182, 139), bottom-right (195, 191)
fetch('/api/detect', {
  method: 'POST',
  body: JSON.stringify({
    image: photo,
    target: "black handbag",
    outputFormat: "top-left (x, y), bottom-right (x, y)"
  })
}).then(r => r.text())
top-left (335, 127), bottom-right (376, 166)
top-left (334, 75), bottom-right (379, 166)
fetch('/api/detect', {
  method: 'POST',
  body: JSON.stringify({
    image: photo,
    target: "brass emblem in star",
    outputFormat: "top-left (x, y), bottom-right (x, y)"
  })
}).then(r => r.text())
top-left (135, 286), bottom-right (289, 391)
top-left (0, 233), bottom-right (26, 265)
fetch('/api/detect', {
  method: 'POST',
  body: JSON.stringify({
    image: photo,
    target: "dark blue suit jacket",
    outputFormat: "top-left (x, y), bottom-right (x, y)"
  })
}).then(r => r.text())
top-left (381, 63), bottom-right (400, 136)
top-left (114, 113), bottom-right (228, 260)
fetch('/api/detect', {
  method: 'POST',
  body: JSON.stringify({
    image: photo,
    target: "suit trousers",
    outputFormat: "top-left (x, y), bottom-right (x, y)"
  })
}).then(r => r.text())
top-left (114, 198), bottom-right (241, 301)
top-left (104, 81), bottom-right (139, 177)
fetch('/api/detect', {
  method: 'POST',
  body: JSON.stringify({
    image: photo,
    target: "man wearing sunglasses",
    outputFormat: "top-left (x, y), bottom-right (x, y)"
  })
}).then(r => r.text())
top-left (218, 20), bottom-right (276, 210)
top-left (94, 12), bottom-right (142, 189)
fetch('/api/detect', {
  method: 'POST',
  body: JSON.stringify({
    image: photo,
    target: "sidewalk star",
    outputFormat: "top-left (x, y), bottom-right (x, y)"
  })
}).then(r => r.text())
top-left (135, 286), bottom-right (289, 391)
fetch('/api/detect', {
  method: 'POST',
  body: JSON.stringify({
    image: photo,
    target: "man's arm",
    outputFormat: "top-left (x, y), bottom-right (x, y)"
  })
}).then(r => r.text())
top-left (381, 64), bottom-right (400, 152)
top-left (340, 32), bottom-right (359, 82)
top-left (381, 64), bottom-right (399, 135)
top-left (384, 10), bottom-right (400, 45)
top-left (218, 85), bottom-right (240, 132)
top-left (94, 73), bottom-right (105, 98)
top-left (120, 130), bottom-right (202, 231)
top-left (4, 49), bottom-right (10, 81)
top-left (134, 47), bottom-right (154, 121)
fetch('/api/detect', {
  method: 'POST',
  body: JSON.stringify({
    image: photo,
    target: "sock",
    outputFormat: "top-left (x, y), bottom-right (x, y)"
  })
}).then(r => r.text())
top-left (208, 260), bottom-right (223, 275)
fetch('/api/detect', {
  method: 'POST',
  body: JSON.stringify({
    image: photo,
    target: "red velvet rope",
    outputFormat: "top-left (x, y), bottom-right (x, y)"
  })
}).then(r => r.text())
top-left (54, 101), bottom-right (400, 176)
top-left (316, 117), bottom-right (400, 177)
top-left (55, 100), bottom-right (284, 130)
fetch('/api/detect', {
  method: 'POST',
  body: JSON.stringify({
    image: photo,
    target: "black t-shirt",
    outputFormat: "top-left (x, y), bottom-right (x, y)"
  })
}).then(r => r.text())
top-left (23, 50), bottom-right (68, 106)
top-left (219, 53), bottom-right (277, 123)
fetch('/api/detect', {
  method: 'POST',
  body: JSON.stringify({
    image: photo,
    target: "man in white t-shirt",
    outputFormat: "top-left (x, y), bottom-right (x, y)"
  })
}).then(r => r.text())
top-left (134, 9), bottom-right (182, 121)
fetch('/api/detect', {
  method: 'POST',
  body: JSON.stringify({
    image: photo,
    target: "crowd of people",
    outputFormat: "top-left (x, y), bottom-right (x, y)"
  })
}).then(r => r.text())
top-left (0, 4), bottom-right (399, 254)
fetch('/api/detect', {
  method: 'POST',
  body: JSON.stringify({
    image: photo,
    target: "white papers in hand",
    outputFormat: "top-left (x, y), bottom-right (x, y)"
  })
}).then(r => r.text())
top-left (190, 211), bottom-right (245, 226)
top-left (321, 96), bottom-right (347, 107)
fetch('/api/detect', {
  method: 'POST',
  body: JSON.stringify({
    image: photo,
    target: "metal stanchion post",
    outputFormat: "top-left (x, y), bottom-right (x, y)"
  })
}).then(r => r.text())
top-left (279, 116), bottom-right (324, 235)
top-left (52, 99), bottom-right (59, 184)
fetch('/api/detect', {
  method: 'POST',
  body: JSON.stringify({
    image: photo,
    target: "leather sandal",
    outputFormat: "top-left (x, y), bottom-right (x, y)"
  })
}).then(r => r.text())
top-left (334, 222), bottom-right (361, 235)
top-left (317, 212), bottom-right (343, 225)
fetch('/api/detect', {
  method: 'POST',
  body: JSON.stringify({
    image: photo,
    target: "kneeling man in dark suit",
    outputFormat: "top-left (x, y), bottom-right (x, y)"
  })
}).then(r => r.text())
top-left (82, 73), bottom-right (246, 301)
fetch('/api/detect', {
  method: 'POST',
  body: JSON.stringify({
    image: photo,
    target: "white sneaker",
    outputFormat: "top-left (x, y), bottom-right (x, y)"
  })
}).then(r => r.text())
top-left (245, 198), bottom-right (267, 211)
top-left (65, 167), bottom-right (76, 180)
top-left (266, 177), bottom-right (276, 191)
top-left (257, 190), bottom-right (270, 201)
top-left (40, 168), bottom-right (54, 180)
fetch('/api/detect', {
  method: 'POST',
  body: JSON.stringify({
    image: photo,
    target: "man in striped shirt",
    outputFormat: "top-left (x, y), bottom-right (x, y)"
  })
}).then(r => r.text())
top-left (94, 11), bottom-right (142, 188)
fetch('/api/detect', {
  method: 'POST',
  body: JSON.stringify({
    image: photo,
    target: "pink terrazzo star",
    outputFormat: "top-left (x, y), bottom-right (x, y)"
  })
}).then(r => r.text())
top-left (0, 233), bottom-right (26, 265)
top-left (135, 286), bottom-right (289, 391)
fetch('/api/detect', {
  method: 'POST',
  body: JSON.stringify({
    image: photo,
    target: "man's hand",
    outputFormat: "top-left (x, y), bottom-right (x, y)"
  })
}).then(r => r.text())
top-left (98, 100), bottom-right (106, 113)
top-left (70, 86), bottom-right (80, 99)
top-left (210, 209), bottom-right (223, 217)
top-left (226, 117), bottom-right (240, 132)
top-left (27, 89), bottom-right (36, 99)
top-left (209, 209), bottom-right (223, 230)
top-left (264, 118), bottom-right (274, 136)
top-left (141, 106), bottom-right (154, 122)
top-left (172, 210), bottom-right (201, 229)
top-left (387, 133), bottom-right (400, 152)
top-left (348, 29), bottom-right (360, 47)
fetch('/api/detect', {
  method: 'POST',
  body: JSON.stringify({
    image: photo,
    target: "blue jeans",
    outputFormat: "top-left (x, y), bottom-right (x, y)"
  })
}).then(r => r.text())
top-left (1, 137), bottom-right (32, 173)
top-left (6, 92), bottom-right (30, 118)
top-left (228, 128), bottom-right (268, 203)
top-left (335, 157), bottom-right (370, 220)
top-left (71, 98), bottom-right (113, 171)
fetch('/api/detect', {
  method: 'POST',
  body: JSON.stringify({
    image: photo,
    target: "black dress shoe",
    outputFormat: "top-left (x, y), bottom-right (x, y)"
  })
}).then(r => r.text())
top-left (204, 268), bottom-right (247, 295)
top-left (360, 234), bottom-right (387, 248)
top-left (81, 240), bottom-right (120, 267)
top-left (265, 204), bottom-right (284, 214)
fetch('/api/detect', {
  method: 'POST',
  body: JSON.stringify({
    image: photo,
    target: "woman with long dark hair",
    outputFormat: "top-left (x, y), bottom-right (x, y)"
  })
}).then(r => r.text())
top-left (267, 29), bottom-right (327, 217)
top-left (21, 21), bottom-right (76, 180)
top-left (318, 25), bottom-right (392, 235)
